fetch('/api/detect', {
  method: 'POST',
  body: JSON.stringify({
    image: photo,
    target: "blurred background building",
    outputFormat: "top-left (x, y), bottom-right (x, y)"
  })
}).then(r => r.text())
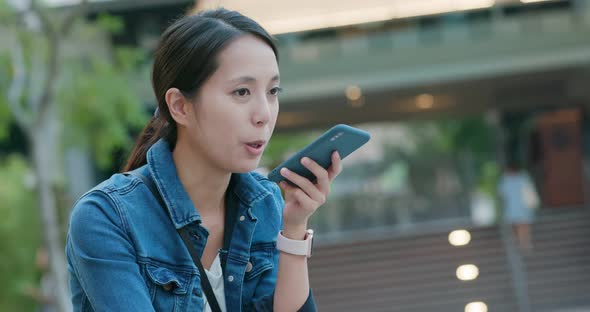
top-left (2, 0), bottom-right (590, 311)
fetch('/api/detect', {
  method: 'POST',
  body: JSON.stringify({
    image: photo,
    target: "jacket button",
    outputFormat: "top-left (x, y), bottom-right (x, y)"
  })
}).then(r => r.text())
top-left (163, 283), bottom-right (173, 291)
top-left (239, 215), bottom-right (245, 221)
top-left (227, 275), bottom-right (234, 283)
top-left (245, 262), bottom-right (253, 273)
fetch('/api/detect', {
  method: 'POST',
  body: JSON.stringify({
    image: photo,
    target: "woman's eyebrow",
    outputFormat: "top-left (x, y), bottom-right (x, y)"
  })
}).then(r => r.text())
top-left (229, 74), bottom-right (280, 84)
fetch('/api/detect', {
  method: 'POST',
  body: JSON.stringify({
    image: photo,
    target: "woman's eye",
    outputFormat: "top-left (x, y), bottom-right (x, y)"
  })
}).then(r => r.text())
top-left (234, 88), bottom-right (250, 96)
top-left (269, 87), bottom-right (283, 96)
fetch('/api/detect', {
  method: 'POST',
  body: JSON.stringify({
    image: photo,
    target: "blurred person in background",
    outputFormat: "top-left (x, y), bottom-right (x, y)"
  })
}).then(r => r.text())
top-left (498, 159), bottom-right (539, 253)
top-left (65, 8), bottom-right (343, 312)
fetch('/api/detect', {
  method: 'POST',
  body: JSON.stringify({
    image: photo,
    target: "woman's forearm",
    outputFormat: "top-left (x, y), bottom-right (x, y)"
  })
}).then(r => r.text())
top-left (273, 152), bottom-right (342, 311)
top-left (273, 224), bottom-right (310, 311)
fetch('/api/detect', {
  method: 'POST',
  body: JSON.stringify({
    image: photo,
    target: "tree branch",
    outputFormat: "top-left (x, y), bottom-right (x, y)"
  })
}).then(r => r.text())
top-left (7, 28), bottom-right (33, 132)
top-left (59, 0), bottom-right (89, 37)
top-left (26, 0), bottom-right (89, 127)
top-left (35, 35), bottom-right (59, 127)
top-left (30, 0), bottom-right (57, 40)
top-left (27, 39), bottom-right (45, 114)
top-left (30, 0), bottom-right (59, 127)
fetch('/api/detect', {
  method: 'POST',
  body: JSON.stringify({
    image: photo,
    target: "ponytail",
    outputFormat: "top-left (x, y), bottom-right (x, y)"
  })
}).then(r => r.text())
top-left (122, 115), bottom-right (176, 172)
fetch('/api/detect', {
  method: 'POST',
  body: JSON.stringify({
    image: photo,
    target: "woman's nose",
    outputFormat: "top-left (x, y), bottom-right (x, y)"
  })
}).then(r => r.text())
top-left (252, 98), bottom-right (271, 126)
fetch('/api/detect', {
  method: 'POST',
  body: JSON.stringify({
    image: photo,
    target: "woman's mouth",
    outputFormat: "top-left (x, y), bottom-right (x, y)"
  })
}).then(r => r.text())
top-left (244, 140), bottom-right (266, 156)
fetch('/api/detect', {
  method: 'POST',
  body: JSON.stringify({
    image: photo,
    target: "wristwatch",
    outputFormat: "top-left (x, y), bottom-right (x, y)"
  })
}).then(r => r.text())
top-left (277, 229), bottom-right (314, 258)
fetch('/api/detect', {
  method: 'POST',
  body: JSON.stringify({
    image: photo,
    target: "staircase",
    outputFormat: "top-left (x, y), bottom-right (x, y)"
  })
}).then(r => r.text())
top-left (309, 210), bottom-right (590, 312)
top-left (525, 212), bottom-right (590, 312)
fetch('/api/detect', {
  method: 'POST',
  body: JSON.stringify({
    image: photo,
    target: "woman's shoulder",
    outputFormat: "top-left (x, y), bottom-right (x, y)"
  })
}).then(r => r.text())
top-left (67, 177), bottom-right (126, 245)
top-left (76, 172), bottom-right (139, 203)
top-left (69, 171), bottom-right (140, 226)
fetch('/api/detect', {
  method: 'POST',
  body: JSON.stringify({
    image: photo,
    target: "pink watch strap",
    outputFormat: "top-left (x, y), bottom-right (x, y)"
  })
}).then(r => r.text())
top-left (277, 229), bottom-right (314, 258)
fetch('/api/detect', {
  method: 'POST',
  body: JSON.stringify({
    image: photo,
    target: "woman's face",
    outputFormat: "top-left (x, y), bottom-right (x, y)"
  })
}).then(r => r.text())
top-left (182, 34), bottom-right (280, 173)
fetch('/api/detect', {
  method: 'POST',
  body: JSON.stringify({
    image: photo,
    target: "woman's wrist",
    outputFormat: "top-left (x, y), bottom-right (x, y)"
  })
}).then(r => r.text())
top-left (281, 222), bottom-right (308, 240)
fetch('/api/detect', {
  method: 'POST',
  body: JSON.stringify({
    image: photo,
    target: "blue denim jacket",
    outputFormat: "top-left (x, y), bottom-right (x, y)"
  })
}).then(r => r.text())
top-left (66, 139), bottom-right (316, 311)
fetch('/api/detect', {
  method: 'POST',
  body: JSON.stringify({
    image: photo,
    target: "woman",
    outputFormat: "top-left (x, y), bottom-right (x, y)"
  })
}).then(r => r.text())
top-left (498, 160), bottom-right (538, 253)
top-left (66, 8), bottom-right (342, 312)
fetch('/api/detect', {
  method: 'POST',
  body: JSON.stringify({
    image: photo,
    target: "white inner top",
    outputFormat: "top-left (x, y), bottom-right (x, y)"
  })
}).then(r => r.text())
top-left (203, 253), bottom-right (227, 312)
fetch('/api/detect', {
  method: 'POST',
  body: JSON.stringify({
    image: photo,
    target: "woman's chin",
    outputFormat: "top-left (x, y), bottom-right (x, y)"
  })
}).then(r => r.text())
top-left (232, 160), bottom-right (261, 173)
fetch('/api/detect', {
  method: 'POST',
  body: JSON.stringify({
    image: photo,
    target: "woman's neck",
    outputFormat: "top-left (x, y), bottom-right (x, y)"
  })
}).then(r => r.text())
top-left (172, 138), bottom-right (230, 217)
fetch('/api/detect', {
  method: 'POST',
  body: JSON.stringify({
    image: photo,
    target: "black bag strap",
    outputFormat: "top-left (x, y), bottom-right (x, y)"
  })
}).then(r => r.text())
top-left (126, 170), bottom-right (222, 312)
top-left (221, 176), bottom-right (238, 270)
top-left (177, 228), bottom-right (222, 312)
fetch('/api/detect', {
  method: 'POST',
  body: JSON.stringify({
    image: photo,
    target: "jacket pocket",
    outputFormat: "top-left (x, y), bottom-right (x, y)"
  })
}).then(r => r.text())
top-left (145, 264), bottom-right (193, 311)
top-left (242, 242), bottom-right (276, 310)
top-left (245, 243), bottom-right (274, 281)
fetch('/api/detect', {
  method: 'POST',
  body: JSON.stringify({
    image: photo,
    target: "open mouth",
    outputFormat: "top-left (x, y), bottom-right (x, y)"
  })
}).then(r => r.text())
top-left (245, 140), bottom-right (266, 148)
top-left (244, 140), bottom-right (266, 155)
top-left (247, 143), bottom-right (263, 149)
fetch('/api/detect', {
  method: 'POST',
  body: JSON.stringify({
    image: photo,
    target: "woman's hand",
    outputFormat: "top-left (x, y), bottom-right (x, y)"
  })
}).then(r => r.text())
top-left (278, 151), bottom-right (343, 239)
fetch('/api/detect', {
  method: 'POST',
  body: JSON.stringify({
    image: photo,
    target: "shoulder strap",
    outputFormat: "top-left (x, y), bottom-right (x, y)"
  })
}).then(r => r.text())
top-left (221, 177), bottom-right (238, 270)
top-left (125, 171), bottom-right (222, 312)
top-left (177, 228), bottom-right (223, 312)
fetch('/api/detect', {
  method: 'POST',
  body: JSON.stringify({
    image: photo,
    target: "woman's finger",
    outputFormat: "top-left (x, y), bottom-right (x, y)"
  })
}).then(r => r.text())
top-left (279, 181), bottom-right (320, 210)
top-left (280, 168), bottom-right (326, 205)
top-left (328, 151), bottom-right (343, 181)
top-left (290, 186), bottom-right (318, 210)
top-left (300, 157), bottom-right (330, 194)
top-left (278, 180), bottom-right (297, 193)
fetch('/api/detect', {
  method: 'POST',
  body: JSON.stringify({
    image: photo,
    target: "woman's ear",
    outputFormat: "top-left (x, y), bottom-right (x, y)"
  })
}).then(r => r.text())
top-left (165, 88), bottom-right (192, 127)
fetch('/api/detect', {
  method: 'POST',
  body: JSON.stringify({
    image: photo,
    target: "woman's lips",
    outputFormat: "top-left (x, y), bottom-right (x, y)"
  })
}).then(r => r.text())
top-left (244, 141), bottom-right (265, 156)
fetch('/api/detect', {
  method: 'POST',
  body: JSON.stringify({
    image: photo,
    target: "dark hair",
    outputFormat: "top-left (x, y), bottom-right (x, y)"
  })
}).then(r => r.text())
top-left (123, 8), bottom-right (278, 172)
top-left (506, 155), bottom-right (522, 172)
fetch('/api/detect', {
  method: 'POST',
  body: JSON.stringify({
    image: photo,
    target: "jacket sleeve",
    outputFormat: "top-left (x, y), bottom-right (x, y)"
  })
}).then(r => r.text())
top-left (66, 190), bottom-right (155, 312)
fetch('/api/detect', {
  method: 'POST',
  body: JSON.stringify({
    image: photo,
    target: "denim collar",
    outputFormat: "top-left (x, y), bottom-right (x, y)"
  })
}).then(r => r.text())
top-left (146, 138), bottom-right (272, 229)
